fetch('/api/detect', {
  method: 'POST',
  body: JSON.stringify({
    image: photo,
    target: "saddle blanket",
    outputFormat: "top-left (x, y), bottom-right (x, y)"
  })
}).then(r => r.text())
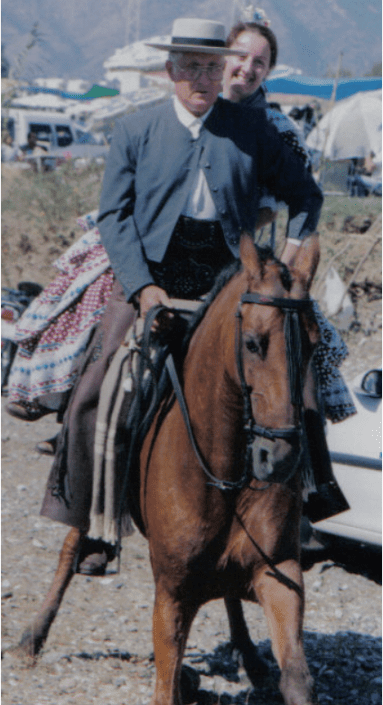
top-left (88, 299), bottom-right (202, 545)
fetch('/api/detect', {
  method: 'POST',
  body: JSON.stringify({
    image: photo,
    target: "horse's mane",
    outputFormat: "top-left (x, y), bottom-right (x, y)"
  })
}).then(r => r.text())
top-left (182, 244), bottom-right (291, 349)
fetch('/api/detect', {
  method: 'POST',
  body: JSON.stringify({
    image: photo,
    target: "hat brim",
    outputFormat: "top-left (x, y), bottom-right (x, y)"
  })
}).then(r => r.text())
top-left (145, 42), bottom-right (245, 55)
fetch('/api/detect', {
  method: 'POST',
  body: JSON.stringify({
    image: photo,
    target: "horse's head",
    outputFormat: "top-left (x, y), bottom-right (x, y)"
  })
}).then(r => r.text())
top-left (236, 234), bottom-right (320, 484)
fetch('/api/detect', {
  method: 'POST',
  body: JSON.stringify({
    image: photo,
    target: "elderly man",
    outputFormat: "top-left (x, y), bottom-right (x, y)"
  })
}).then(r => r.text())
top-left (41, 18), bottom-right (323, 574)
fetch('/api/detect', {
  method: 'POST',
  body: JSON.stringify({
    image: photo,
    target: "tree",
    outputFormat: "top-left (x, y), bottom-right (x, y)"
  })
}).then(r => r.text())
top-left (2, 23), bottom-right (49, 114)
top-left (364, 62), bottom-right (382, 77)
top-left (9, 22), bottom-right (48, 83)
top-left (324, 67), bottom-right (353, 79)
top-left (2, 44), bottom-right (10, 78)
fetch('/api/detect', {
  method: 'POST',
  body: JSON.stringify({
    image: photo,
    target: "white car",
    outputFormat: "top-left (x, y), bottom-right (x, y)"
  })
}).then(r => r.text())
top-left (2, 109), bottom-right (109, 163)
top-left (314, 369), bottom-right (382, 547)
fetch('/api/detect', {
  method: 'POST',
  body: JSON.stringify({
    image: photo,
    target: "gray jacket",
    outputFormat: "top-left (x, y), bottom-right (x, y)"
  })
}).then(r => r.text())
top-left (98, 97), bottom-right (323, 301)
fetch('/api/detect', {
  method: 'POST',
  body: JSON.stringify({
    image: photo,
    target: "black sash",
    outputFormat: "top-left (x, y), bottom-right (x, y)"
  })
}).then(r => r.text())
top-left (148, 216), bottom-right (235, 299)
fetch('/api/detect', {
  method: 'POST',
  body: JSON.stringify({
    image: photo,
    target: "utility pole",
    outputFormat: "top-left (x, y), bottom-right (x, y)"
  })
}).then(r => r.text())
top-left (329, 51), bottom-right (343, 105)
top-left (124, 0), bottom-right (141, 46)
top-left (318, 51), bottom-right (343, 178)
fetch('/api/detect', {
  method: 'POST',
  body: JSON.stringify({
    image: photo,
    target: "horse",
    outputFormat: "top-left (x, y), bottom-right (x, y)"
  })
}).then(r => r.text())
top-left (10, 233), bottom-right (320, 705)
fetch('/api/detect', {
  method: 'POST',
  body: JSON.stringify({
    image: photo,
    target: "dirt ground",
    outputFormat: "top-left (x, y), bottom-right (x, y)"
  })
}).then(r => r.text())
top-left (1, 165), bottom-right (382, 704)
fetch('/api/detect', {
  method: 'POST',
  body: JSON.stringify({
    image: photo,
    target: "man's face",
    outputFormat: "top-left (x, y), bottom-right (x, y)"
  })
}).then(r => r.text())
top-left (223, 31), bottom-right (271, 102)
top-left (166, 52), bottom-right (224, 116)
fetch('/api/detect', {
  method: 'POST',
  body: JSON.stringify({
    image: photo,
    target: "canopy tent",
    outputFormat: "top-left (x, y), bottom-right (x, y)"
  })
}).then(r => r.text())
top-left (265, 75), bottom-right (382, 101)
top-left (16, 84), bottom-right (120, 102)
top-left (63, 84), bottom-right (119, 100)
top-left (306, 90), bottom-right (382, 161)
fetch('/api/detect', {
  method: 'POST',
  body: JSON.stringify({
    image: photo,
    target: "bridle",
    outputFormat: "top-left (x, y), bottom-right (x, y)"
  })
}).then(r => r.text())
top-left (164, 290), bottom-right (313, 492)
top-left (236, 292), bottom-right (313, 446)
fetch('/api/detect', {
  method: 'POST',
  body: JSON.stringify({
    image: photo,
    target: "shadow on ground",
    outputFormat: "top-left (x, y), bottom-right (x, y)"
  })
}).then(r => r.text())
top-left (183, 631), bottom-right (382, 705)
top-left (301, 534), bottom-right (382, 585)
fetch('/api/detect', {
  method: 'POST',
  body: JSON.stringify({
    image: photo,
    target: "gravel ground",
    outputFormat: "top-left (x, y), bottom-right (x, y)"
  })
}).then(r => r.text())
top-left (1, 380), bottom-right (382, 705)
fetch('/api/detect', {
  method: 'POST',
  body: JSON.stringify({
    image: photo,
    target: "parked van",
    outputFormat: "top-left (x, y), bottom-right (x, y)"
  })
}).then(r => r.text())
top-left (2, 109), bottom-right (109, 163)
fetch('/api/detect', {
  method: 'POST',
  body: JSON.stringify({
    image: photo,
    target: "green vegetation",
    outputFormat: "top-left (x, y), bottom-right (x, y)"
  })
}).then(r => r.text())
top-left (2, 160), bottom-right (104, 233)
top-left (365, 62), bottom-right (382, 77)
top-left (1, 161), bottom-right (105, 287)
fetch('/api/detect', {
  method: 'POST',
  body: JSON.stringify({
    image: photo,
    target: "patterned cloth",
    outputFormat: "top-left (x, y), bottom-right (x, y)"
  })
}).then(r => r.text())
top-left (260, 107), bottom-right (311, 211)
top-left (7, 214), bottom-right (113, 406)
top-left (312, 303), bottom-right (356, 422)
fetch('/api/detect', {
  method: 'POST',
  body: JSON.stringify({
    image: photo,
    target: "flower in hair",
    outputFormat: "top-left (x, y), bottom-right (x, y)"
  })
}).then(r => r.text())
top-left (252, 7), bottom-right (271, 27)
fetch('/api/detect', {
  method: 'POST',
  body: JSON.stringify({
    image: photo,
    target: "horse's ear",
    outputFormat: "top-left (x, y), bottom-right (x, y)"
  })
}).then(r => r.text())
top-left (240, 232), bottom-right (262, 283)
top-left (289, 235), bottom-right (320, 291)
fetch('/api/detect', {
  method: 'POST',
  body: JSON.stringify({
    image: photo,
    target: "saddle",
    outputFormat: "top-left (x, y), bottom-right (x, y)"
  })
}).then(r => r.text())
top-left (89, 300), bottom-right (202, 543)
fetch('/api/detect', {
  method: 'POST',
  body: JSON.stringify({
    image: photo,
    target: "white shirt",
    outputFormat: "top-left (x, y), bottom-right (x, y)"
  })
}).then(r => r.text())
top-left (173, 96), bottom-right (218, 221)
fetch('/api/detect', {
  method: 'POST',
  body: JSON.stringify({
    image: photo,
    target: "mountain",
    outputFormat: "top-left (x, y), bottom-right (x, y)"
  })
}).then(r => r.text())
top-left (1, 0), bottom-right (381, 82)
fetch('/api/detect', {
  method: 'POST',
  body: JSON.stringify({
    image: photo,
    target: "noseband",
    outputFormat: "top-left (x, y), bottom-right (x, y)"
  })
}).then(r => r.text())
top-left (235, 292), bottom-right (313, 451)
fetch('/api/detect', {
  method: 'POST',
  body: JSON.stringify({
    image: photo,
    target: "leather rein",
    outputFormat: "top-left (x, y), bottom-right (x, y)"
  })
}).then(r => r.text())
top-left (163, 291), bottom-right (313, 493)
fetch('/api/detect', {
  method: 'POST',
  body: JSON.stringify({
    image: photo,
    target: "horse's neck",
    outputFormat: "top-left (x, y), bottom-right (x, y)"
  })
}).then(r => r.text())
top-left (183, 291), bottom-right (243, 456)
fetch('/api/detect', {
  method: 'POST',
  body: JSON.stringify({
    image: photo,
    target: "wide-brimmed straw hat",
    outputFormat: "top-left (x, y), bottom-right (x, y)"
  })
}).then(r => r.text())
top-left (146, 18), bottom-right (244, 55)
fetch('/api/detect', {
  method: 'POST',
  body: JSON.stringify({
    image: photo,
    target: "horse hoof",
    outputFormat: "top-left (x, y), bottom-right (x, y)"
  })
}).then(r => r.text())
top-left (2, 644), bottom-right (37, 667)
top-left (231, 645), bottom-right (269, 685)
top-left (279, 667), bottom-right (315, 705)
top-left (243, 655), bottom-right (269, 683)
top-left (180, 664), bottom-right (200, 703)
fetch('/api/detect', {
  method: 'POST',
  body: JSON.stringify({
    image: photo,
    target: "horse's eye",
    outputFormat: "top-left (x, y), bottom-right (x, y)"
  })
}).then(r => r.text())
top-left (245, 339), bottom-right (259, 354)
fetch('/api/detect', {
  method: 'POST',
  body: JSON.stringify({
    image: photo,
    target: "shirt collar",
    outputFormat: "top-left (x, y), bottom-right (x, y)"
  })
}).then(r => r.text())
top-left (173, 95), bottom-right (214, 136)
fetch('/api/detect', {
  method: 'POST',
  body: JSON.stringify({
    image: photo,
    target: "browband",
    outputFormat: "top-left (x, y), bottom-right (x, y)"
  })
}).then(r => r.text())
top-left (241, 292), bottom-right (313, 311)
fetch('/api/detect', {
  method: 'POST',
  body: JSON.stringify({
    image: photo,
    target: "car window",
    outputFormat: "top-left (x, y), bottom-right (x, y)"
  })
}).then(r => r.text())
top-left (55, 125), bottom-right (73, 147)
top-left (29, 123), bottom-right (52, 144)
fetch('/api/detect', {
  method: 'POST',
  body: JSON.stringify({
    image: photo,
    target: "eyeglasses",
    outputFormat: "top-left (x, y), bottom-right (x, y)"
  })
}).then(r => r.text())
top-left (176, 63), bottom-right (224, 82)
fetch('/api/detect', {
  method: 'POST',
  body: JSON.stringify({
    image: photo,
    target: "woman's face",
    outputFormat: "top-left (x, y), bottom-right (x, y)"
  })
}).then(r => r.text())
top-left (223, 30), bottom-right (272, 102)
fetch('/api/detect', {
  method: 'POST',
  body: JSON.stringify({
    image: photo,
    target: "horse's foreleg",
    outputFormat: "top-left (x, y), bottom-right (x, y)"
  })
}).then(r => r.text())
top-left (151, 581), bottom-right (198, 705)
top-left (254, 560), bottom-right (315, 705)
top-left (224, 596), bottom-right (269, 684)
top-left (10, 527), bottom-right (83, 661)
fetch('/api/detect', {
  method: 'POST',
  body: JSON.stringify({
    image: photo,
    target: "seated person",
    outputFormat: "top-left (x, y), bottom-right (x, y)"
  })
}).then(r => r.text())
top-left (19, 131), bottom-right (48, 157)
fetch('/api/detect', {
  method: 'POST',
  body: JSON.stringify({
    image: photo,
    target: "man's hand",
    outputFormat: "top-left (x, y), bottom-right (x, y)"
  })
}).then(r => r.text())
top-left (280, 240), bottom-right (300, 267)
top-left (137, 285), bottom-right (173, 329)
top-left (255, 207), bottom-right (277, 231)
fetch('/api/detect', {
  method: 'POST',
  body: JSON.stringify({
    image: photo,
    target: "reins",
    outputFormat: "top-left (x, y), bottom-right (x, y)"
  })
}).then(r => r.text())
top-left (165, 354), bottom-right (247, 492)
top-left (138, 291), bottom-right (313, 494)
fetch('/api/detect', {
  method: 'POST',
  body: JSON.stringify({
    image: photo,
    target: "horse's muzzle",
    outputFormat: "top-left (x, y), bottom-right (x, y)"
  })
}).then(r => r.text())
top-left (251, 434), bottom-right (302, 484)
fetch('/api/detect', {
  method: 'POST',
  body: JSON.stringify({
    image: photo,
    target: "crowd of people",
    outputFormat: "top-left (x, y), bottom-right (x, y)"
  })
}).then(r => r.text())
top-left (5, 13), bottom-right (355, 575)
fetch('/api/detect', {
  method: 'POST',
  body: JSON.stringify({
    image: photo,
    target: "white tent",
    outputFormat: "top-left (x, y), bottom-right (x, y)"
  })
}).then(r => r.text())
top-left (306, 90), bottom-right (382, 161)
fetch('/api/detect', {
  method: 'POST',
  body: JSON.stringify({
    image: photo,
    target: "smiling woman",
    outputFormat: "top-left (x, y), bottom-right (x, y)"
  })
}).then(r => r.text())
top-left (223, 25), bottom-right (275, 102)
